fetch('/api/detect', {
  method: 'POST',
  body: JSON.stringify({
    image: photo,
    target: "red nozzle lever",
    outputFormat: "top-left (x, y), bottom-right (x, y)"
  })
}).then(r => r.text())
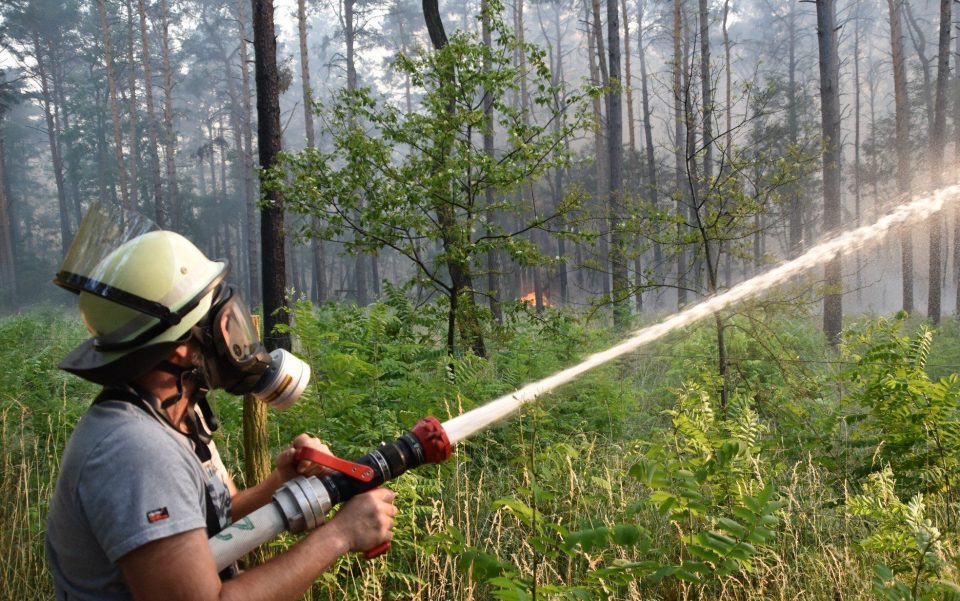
top-left (295, 447), bottom-right (375, 482)
top-left (364, 541), bottom-right (390, 559)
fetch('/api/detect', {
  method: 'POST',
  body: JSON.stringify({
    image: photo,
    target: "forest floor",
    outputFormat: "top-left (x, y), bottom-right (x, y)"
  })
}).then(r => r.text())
top-left (3, 297), bottom-right (960, 600)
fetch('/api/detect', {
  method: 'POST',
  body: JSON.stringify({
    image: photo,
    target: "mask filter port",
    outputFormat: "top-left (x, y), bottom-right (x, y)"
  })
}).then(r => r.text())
top-left (253, 348), bottom-right (311, 411)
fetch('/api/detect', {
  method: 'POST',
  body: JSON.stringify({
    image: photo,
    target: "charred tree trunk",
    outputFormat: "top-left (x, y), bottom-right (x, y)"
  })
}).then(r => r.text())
top-left (252, 0), bottom-right (291, 352)
top-left (818, 0), bottom-right (843, 343)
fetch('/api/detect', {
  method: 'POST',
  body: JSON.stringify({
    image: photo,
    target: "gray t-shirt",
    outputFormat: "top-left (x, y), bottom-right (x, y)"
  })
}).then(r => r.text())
top-left (45, 400), bottom-right (232, 601)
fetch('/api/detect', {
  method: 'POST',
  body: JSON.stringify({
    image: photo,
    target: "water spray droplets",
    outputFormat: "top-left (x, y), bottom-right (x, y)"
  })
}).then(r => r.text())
top-left (441, 184), bottom-right (960, 445)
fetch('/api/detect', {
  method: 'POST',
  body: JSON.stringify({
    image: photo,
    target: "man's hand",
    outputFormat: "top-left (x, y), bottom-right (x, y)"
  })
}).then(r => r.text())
top-left (275, 433), bottom-right (331, 482)
top-left (321, 488), bottom-right (397, 554)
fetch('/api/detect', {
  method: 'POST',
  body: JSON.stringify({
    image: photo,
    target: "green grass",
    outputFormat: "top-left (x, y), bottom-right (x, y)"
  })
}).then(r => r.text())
top-left (3, 302), bottom-right (960, 599)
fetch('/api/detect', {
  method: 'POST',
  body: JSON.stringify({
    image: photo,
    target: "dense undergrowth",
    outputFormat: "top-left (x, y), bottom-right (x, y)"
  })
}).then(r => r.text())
top-left (2, 295), bottom-right (960, 600)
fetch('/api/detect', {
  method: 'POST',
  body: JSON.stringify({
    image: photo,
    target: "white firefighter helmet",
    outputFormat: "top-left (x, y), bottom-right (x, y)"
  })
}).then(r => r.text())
top-left (55, 203), bottom-right (227, 385)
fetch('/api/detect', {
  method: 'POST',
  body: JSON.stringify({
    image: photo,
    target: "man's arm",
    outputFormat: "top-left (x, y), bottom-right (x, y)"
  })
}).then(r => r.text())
top-left (118, 488), bottom-right (396, 601)
top-left (231, 434), bottom-right (330, 520)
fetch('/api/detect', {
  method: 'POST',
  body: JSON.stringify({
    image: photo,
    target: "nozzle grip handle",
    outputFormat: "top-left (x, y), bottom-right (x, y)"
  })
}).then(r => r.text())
top-left (363, 541), bottom-right (391, 559)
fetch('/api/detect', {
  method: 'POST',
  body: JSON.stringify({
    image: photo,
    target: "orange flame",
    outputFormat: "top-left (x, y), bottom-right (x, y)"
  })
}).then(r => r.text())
top-left (520, 291), bottom-right (552, 307)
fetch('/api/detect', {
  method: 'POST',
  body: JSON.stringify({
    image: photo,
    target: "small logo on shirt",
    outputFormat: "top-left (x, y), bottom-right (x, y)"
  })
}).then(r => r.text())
top-left (146, 507), bottom-right (170, 523)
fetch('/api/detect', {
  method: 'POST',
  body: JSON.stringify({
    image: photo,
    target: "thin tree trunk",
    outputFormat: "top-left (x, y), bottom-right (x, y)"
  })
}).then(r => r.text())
top-left (888, 0), bottom-right (914, 314)
top-left (608, 0), bottom-right (628, 325)
top-left (927, 0), bottom-right (949, 323)
top-left (252, 0), bottom-right (291, 352)
top-left (0, 128), bottom-right (14, 304)
top-left (637, 0), bottom-right (661, 285)
top-left (137, 0), bottom-right (165, 226)
top-left (125, 0), bottom-right (140, 210)
top-left (481, 0), bottom-right (502, 321)
top-left (787, 3), bottom-right (802, 257)
top-left (236, 0), bottom-right (260, 307)
top-left (343, 0), bottom-right (367, 306)
top-left (818, 0), bottom-right (843, 343)
top-left (32, 31), bottom-right (71, 255)
top-left (903, 0), bottom-right (935, 133)
top-left (853, 1), bottom-right (863, 304)
top-left (159, 0), bottom-right (180, 228)
top-left (97, 0), bottom-right (131, 210)
top-left (673, 0), bottom-right (686, 308)
top-left (698, 0), bottom-right (712, 182)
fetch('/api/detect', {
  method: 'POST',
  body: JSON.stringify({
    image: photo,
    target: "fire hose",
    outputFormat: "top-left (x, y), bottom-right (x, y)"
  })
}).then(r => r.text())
top-left (208, 416), bottom-right (451, 570)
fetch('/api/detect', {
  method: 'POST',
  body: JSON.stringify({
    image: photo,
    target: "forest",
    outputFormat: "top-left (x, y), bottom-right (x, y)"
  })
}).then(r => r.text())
top-left (2, 0), bottom-right (960, 597)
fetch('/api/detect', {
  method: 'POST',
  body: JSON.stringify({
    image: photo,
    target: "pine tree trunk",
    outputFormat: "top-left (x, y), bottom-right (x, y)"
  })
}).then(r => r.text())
top-left (32, 30), bottom-right (71, 255)
top-left (887, 0), bottom-right (914, 314)
top-left (481, 0), bottom-right (502, 321)
top-left (137, 0), bottom-right (165, 226)
top-left (698, 0), bottom-right (712, 183)
top-left (236, 0), bottom-right (260, 307)
top-left (673, 0), bottom-right (686, 308)
top-left (607, 0), bottom-right (628, 326)
top-left (853, 2), bottom-right (863, 304)
top-left (927, 0), bottom-right (949, 323)
top-left (159, 0), bottom-right (180, 228)
top-left (818, 0), bottom-right (843, 343)
top-left (296, 0), bottom-right (326, 304)
top-left (0, 128), bottom-right (14, 305)
top-left (787, 3), bottom-right (802, 256)
top-left (637, 0), bottom-right (661, 286)
top-left (125, 0), bottom-right (140, 210)
top-left (252, 0), bottom-right (291, 352)
top-left (97, 0), bottom-right (131, 210)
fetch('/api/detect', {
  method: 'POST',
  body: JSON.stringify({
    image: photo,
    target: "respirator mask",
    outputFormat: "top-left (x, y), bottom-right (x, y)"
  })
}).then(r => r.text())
top-left (191, 285), bottom-right (311, 411)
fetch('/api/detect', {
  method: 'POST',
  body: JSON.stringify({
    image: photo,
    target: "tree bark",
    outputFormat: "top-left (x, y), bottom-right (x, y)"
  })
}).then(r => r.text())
top-left (32, 30), bottom-right (71, 256)
top-left (698, 0), bottom-right (712, 183)
top-left (927, 0), bottom-right (949, 323)
top-left (887, 0), bottom-right (913, 314)
top-left (673, 0), bottom-right (686, 308)
top-left (137, 0), bottom-right (165, 226)
top-left (125, 0), bottom-right (140, 210)
top-left (159, 0), bottom-right (180, 229)
top-left (0, 124), bottom-right (14, 305)
top-left (235, 0), bottom-right (260, 307)
top-left (607, 0), bottom-right (628, 326)
top-left (787, 3), bottom-right (802, 256)
top-left (637, 0), bottom-right (661, 285)
top-left (252, 0), bottom-right (291, 352)
top-left (343, 0), bottom-right (368, 306)
top-left (97, 0), bottom-right (131, 210)
top-left (481, 0), bottom-right (502, 321)
top-left (817, 0), bottom-right (843, 343)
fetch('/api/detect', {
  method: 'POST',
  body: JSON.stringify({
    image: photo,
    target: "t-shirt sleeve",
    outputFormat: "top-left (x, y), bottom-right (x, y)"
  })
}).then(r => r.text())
top-left (77, 425), bottom-right (208, 562)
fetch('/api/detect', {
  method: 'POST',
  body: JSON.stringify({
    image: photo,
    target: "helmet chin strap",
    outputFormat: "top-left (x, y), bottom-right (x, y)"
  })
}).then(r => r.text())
top-left (155, 361), bottom-right (220, 435)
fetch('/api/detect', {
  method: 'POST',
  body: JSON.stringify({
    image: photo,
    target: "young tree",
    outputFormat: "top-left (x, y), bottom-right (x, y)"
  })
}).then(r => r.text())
top-left (158, 0), bottom-right (181, 228)
top-left (281, 0), bottom-right (587, 357)
top-left (96, 0), bottom-right (131, 210)
top-left (136, 0), bottom-right (165, 225)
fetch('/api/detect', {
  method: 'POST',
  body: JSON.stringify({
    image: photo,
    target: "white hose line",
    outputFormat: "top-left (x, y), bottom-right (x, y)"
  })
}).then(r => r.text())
top-left (210, 504), bottom-right (287, 572)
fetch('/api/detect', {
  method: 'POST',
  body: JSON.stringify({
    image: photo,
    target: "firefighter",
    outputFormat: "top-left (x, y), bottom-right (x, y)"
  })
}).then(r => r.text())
top-left (46, 202), bottom-right (396, 601)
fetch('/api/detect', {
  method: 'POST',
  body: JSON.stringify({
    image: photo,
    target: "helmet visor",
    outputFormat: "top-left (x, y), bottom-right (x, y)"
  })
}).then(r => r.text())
top-left (55, 202), bottom-right (157, 296)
